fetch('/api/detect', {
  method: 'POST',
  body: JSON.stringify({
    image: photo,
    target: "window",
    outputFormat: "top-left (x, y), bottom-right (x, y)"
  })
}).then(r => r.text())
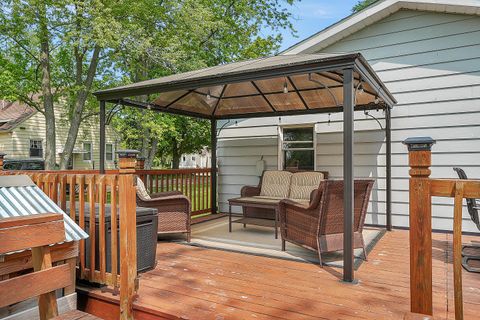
top-left (29, 139), bottom-right (43, 158)
top-left (191, 156), bottom-right (196, 161)
top-left (106, 143), bottom-right (114, 161)
top-left (280, 126), bottom-right (315, 171)
top-left (83, 142), bottom-right (92, 161)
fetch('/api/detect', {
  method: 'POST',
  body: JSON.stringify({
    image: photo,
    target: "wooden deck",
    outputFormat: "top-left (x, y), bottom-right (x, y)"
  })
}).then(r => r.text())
top-left (79, 229), bottom-right (480, 319)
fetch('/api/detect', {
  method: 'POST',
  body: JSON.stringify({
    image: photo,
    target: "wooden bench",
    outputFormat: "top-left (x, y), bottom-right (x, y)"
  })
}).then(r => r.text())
top-left (0, 213), bottom-right (100, 320)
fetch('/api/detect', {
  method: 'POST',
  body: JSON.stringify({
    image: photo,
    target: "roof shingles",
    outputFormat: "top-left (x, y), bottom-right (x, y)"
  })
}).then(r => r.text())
top-left (0, 100), bottom-right (36, 132)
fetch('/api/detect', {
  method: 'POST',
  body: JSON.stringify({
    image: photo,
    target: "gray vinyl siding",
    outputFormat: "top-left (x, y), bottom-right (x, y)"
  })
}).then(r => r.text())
top-left (217, 9), bottom-right (480, 232)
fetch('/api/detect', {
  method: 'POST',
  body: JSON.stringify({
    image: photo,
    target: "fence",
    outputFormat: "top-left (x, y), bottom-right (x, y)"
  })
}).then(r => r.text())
top-left (136, 168), bottom-right (212, 215)
top-left (405, 137), bottom-right (478, 320)
top-left (0, 152), bottom-right (138, 320)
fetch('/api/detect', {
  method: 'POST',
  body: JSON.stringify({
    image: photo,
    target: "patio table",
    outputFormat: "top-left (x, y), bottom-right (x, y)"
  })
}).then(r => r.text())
top-left (228, 197), bottom-right (282, 239)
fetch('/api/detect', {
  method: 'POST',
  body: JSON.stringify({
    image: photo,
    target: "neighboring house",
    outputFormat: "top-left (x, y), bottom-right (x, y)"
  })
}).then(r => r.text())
top-left (0, 100), bottom-right (119, 170)
top-left (217, 0), bottom-right (480, 232)
top-left (179, 147), bottom-right (211, 168)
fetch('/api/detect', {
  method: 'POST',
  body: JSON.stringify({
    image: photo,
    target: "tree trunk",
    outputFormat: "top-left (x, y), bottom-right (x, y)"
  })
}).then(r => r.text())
top-left (172, 143), bottom-right (180, 169)
top-left (59, 46), bottom-right (101, 169)
top-left (144, 138), bottom-right (158, 169)
top-left (139, 120), bottom-right (150, 160)
top-left (38, 3), bottom-right (56, 170)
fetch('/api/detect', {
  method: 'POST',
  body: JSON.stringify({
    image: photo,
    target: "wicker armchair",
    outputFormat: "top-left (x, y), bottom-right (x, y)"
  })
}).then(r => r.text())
top-left (136, 177), bottom-right (191, 242)
top-left (278, 179), bottom-right (374, 266)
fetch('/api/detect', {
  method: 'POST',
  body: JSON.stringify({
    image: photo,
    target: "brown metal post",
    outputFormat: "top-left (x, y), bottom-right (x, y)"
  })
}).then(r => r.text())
top-left (403, 137), bottom-right (436, 316)
top-left (117, 150), bottom-right (139, 320)
top-left (211, 119), bottom-right (217, 214)
top-left (0, 153), bottom-right (5, 170)
top-left (100, 100), bottom-right (106, 174)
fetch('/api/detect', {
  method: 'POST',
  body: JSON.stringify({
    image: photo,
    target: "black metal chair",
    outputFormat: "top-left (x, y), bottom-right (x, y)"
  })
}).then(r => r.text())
top-left (453, 167), bottom-right (480, 272)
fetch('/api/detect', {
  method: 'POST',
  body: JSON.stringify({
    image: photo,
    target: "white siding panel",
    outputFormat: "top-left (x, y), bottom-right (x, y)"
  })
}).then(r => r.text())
top-left (377, 58), bottom-right (480, 82)
top-left (218, 10), bottom-right (480, 232)
top-left (344, 12), bottom-right (473, 42)
top-left (323, 10), bottom-right (480, 232)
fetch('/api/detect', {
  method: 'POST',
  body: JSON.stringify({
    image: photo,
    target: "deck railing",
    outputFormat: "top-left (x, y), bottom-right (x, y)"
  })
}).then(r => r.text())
top-left (405, 137), bottom-right (477, 320)
top-left (137, 168), bottom-right (211, 215)
top-left (0, 152), bottom-right (138, 320)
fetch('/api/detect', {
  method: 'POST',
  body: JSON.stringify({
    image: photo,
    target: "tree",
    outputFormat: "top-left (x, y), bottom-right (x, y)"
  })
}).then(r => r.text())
top-left (0, 0), bottom-right (132, 169)
top-left (352, 0), bottom-right (379, 12)
top-left (1, 0), bottom-right (296, 169)
top-left (1, 0), bottom-right (58, 168)
top-left (112, 0), bottom-right (297, 168)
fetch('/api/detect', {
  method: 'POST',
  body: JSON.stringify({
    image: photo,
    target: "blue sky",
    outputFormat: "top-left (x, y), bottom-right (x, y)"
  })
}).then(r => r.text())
top-left (273, 0), bottom-right (361, 51)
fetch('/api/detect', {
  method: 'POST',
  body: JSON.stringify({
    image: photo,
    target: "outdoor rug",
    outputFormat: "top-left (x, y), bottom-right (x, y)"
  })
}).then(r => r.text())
top-left (173, 216), bottom-right (385, 269)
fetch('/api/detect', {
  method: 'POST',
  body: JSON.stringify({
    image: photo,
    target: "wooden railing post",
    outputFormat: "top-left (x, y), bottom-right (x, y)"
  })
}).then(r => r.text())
top-left (136, 156), bottom-right (146, 185)
top-left (136, 156), bottom-right (145, 170)
top-left (0, 152), bottom-right (5, 170)
top-left (117, 150), bottom-right (139, 320)
top-left (403, 137), bottom-right (436, 316)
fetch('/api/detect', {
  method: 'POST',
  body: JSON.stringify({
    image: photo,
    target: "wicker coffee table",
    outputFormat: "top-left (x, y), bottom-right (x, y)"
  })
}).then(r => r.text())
top-left (228, 197), bottom-right (282, 239)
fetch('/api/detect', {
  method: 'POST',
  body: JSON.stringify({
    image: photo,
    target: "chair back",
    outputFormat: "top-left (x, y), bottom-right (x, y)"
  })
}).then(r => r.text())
top-left (0, 213), bottom-right (71, 319)
top-left (289, 171), bottom-right (325, 201)
top-left (453, 167), bottom-right (480, 230)
top-left (318, 180), bottom-right (374, 235)
top-left (259, 170), bottom-right (293, 198)
top-left (136, 176), bottom-right (151, 200)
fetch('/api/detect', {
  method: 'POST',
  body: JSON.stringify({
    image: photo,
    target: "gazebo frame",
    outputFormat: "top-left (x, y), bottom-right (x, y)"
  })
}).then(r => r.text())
top-left (94, 53), bottom-right (396, 282)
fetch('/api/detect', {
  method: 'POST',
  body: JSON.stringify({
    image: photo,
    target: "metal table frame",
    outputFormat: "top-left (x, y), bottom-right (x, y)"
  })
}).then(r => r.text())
top-left (228, 197), bottom-right (280, 239)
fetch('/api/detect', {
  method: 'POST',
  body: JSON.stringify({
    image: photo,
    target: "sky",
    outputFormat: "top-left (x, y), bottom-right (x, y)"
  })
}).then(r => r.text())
top-left (273, 0), bottom-right (361, 51)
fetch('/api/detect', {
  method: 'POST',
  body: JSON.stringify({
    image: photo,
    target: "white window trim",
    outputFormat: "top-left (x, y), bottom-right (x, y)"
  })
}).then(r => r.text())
top-left (83, 142), bottom-right (93, 162)
top-left (105, 143), bottom-right (114, 162)
top-left (278, 124), bottom-right (316, 171)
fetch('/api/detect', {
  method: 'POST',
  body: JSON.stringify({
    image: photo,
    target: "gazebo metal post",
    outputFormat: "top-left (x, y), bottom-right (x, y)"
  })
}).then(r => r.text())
top-left (386, 106), bottom-right (392, 231)
top-left (211, 119), bottom-right (218, 214)
top-left (100, 100), bottom-right (106, 174)
top-left (343, 67), bottom-right (355, 282)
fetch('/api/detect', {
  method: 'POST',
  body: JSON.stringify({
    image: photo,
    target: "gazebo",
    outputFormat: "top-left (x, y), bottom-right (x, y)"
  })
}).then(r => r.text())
top-left (94, 52), bottom-right (396, 282)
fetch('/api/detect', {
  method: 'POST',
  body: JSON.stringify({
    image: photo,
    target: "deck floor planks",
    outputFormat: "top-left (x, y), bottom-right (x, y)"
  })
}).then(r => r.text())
top-left (86, 229), bottom-right (480, 319)
top-left (151, 243), bottom-right (450, 309)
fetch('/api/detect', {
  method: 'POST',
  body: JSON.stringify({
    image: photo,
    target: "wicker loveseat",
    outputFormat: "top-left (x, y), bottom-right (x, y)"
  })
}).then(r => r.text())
top-left (136, 177), bottom-right (191, 242)
top-left (278, 179), bottom-right (374, 266)
top-left (240, 170), bottom-right (327, 220)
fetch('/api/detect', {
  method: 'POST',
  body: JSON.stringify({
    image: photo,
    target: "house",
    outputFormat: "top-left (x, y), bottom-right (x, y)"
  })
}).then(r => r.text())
top-left (0, 100), bottom-right (119, 169)
top-left (217, 0), bottom-right (480, 232)
top-left (179, 147), bottom-right (211, 168)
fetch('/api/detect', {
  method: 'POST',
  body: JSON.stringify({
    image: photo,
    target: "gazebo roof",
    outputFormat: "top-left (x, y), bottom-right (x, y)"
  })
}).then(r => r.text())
top-left (94, 53), bottom-right (396, 119)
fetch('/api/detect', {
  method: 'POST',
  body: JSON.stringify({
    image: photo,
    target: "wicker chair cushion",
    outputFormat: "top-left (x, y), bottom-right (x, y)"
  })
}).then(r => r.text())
top-left (136, 177), bottom-right (151, 200)
top-left (289, 172), bottom-right (324, 200)
top-left (259, 171), bottom-right (292, 198)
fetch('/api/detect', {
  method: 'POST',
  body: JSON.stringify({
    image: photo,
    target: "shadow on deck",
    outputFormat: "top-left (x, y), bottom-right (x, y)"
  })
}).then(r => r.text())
top-left (77, 229), bottom-right (480, 320)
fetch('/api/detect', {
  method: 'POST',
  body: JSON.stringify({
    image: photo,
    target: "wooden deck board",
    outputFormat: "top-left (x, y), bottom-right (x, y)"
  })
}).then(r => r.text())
top-left (82, 230), bottom-right (480, 319)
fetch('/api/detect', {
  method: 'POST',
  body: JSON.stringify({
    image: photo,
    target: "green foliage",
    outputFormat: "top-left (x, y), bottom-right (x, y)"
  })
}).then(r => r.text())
top-left (352, 0), bottom-right (379, 13)
top-left (0, 0), bottom-right (296, 168)
top-left (111, 0), bottom-right (297, 168)
top-left (0, 0), bottom-right (121, 109)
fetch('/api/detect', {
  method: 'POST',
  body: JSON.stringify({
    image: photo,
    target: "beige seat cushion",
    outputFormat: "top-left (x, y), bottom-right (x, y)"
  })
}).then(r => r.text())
top-left (288, 198), bottom-right (311, 207)
top-left (136, 177), bottom-right (151, 200)
top-left (288, 172), bottom-right (324, 200)
top-left (259, 171), bottom-right (292, 198)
